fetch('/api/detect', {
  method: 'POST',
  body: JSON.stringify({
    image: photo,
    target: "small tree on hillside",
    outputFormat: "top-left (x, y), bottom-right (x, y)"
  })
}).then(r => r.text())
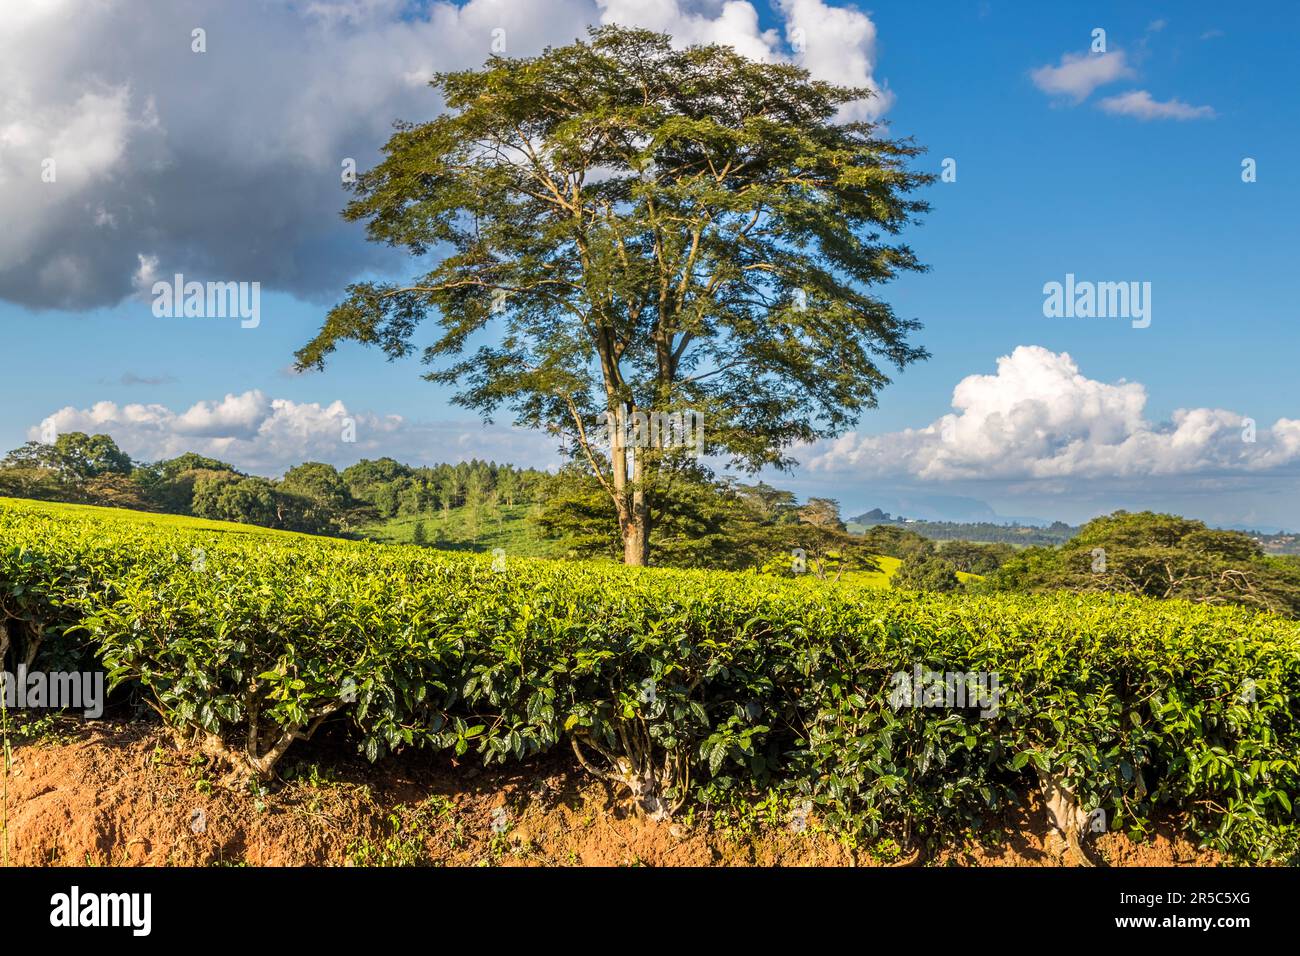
top-left (892, 554), bottom-right (961, 592)
top-left (3, 432), bottom-right (132, 483)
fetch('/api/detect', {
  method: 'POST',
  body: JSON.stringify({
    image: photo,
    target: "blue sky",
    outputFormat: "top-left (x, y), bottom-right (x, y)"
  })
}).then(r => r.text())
top-left (2, 0), bottom-right (1297, 527)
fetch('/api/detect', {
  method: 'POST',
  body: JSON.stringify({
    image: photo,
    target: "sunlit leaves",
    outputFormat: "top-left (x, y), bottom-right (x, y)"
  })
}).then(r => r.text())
top-left (2, 499), bottom-right (1298, 859)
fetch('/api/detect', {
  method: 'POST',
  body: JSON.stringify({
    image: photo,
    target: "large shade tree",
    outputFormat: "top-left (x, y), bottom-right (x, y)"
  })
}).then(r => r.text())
top-left (297, 26), bottom-right (932, 565)
top-left (2, 432), bottom-right (133, 483)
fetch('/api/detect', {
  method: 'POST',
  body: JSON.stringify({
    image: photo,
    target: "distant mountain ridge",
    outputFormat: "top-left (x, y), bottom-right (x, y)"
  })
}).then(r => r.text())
top-left (847, 508), bottom-right (1300, 554)
top-left (847, 509), bottom-right (1077, 547)
top-left (844, 494), bottom-right (1052, 527)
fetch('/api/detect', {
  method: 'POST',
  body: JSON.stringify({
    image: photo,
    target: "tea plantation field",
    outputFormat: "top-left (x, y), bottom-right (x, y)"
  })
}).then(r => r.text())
top-left (2, 497), bottom-right (1298, 861)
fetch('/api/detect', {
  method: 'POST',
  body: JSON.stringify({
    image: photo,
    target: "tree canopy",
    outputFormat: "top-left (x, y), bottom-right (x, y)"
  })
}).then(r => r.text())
top-left (987, 511), bottom-right (1300, 617)
top-left (296, 25), bottom-right (931, 564)
top-left (2, 432), bottom-right (132, 482)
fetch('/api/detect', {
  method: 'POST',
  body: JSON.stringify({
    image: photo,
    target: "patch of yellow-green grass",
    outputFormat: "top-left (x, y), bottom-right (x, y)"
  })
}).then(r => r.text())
top-left (837, 554), bottom-right (901, 588)
top-left (356, 503), bottom-right (554, 557)
top-left (839, 554), bottom-right (981, 588)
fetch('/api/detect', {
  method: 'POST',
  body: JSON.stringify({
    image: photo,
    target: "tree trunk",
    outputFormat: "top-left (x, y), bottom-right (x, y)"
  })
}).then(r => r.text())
top-left (622, 510), bottom-right (649, 565)
top-left (621, 445), bottom-right (650, 566)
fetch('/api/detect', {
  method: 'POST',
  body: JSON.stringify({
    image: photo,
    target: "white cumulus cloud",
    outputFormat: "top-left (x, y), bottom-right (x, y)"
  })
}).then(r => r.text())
top-left (1097, 89), bottom-right (1216, 121)
top-left (597, 0), bottom-right (892, 119)
top-left (805, 346), bottom-right (1300, 481)
top-left (1030, 50), bottom-right (1133, 102)
top-left (31, 391), bottom-right (562, 475)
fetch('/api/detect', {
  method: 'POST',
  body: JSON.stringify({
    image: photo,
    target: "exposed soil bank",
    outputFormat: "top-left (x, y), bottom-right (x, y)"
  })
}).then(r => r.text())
top-left (1, 721), bottom-right (1223, 867)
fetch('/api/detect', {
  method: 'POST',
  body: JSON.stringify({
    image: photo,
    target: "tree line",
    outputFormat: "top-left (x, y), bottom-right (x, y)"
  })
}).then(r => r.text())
top-left (851, 510), bottom-right (1078, 547)
top-left (0, 432), bottom-right (547, 536)
top-left (532, 462), bottom-right (1020, 583)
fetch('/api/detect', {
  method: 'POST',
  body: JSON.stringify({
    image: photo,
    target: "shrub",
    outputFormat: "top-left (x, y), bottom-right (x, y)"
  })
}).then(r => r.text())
top-left (938, 540), bottom-right (1015, 575)
top-left (892, 554), bottom-right (961, 592)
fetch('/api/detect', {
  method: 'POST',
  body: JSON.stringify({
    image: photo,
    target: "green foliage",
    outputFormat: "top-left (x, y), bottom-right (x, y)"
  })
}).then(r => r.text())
top-left (892, 554), bottom-right (961, 593)
top-left (152, 452), bottom-right (239, 482)
top-left (937, 540), bottom-right (1016, 575)
top-left (0, 433), bottom-right (150, 513)
top-left (343, 458), bottom-right (543, 524)
top-left (857, 524), bottom-right (936, 561)
top-left (987, 511), bottom-right (1300, 618)
top-left (281, 462), bottom-right (349, 513)
top-left (359, 504), bottom-right (550, 557)
top-left (295, 25), bottom-right (932, 564)
top-left (0, 464), bottom-right (67, 503)
top-left (188, 473), bottom-right (331, 535)
top-left (2, 498), bottom-right (1298, 861)
top-left (534, 462), bottom-right (773, 567)
top-left (340, 458), bottom-right (413, 516)
top-left (135, 462), bottom-right (240, 515)
top-left (2, 433), bottom-right (132, 483)
top-left (851, 513), bottom-right (1077, 548)
top-left (0, 431), bottom-right (549, 542)
top-left (536, 465), bottom-right (877, 574)
top-left (346, 799), bottom-right (455, 867)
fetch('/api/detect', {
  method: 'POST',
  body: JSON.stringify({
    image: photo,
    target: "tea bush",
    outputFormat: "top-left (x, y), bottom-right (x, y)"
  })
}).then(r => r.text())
top-left (2, 498), bottom-right (1298, 860)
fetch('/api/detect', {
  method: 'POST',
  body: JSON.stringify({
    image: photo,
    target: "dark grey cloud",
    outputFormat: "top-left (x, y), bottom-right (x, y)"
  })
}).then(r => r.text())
top-left (0, 0), bottom-right (891, 311)
top-left (0, 0), bottom-right (597, 310)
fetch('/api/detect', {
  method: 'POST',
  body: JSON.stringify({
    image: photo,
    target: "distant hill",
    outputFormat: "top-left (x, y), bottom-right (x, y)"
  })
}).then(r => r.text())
top-left (848, 510), bottom-right (1078, 547)
top-left (845, 495), bottom-right (1052, 526)
top-left (847, 509), bottom-right (1300, 553)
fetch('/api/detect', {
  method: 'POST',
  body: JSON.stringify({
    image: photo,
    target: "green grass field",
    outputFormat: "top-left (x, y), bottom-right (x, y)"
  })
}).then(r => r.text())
top-left (836, 553), bottom-right (899, 588)
top-left (355, 503), bottom-right (555, 557)
top-left (838, 554), bottom-right (980, 588)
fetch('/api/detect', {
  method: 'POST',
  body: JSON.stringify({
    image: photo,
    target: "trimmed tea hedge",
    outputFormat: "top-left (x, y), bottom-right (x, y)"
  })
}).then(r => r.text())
top-left (2, 499), bottom-right (1298, 860)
